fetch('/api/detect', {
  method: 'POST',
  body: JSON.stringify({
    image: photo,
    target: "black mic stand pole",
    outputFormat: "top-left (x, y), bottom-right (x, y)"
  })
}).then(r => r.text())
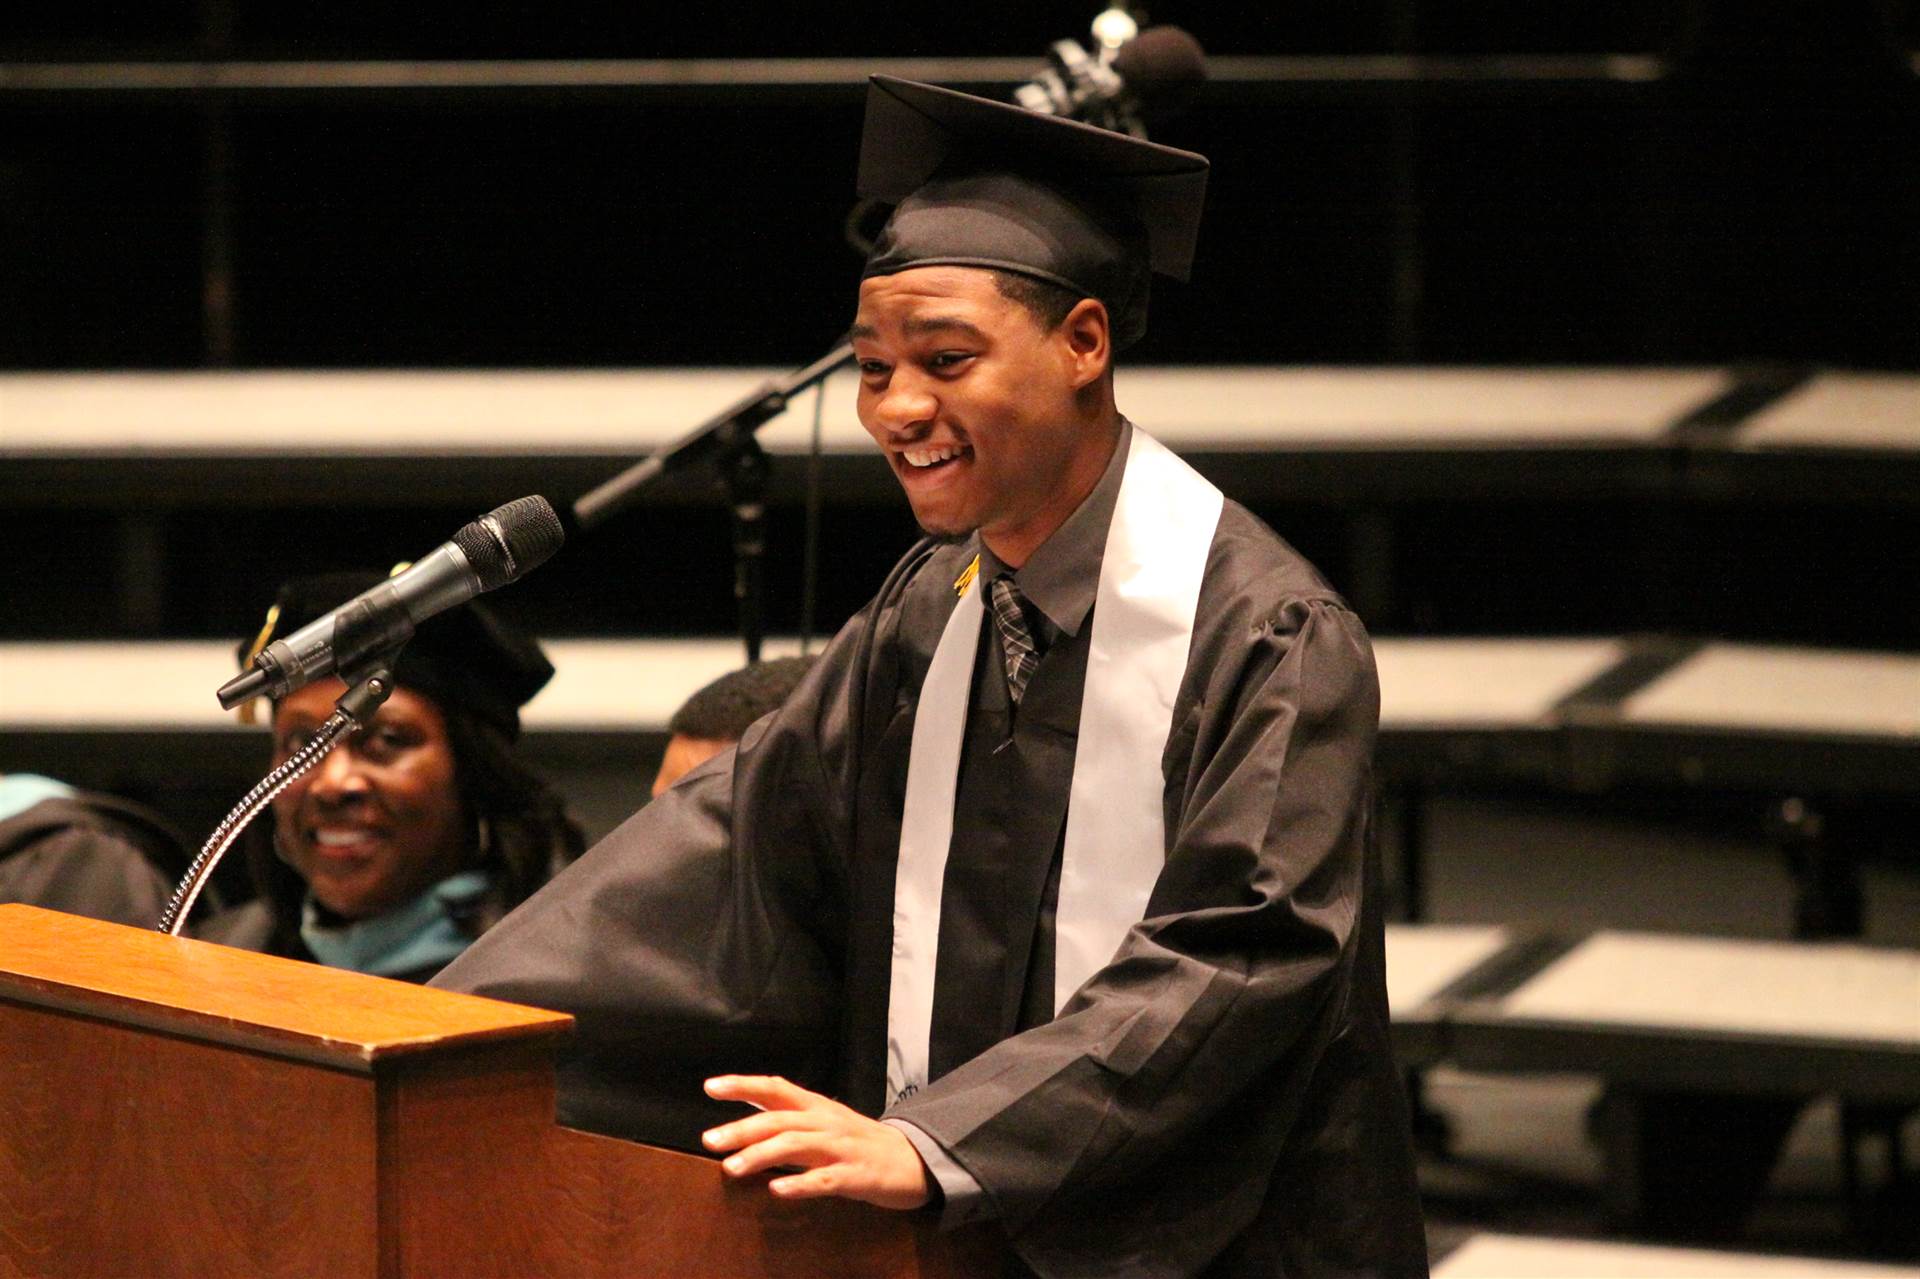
top-left (158, 658), bottom-right (399, 936)
top-left (724, 434), bottom-right (771, 663)
top-left (571, 339), bottom-right (854, 664)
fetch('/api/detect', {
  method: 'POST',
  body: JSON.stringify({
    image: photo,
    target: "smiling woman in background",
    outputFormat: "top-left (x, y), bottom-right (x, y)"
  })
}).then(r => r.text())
top-left (199, 571), bottom-right (584, 983)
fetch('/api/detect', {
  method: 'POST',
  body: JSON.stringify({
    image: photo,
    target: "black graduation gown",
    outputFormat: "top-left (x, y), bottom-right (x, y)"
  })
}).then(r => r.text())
top-left (433, 500), bottom-right (1428, 1278)
top-left (0, 792), bottom-right (185, 928)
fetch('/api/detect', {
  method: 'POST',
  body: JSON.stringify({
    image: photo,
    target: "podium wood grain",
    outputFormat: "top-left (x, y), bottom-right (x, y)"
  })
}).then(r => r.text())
top-left (0, 905), bottom-right (995, 1278)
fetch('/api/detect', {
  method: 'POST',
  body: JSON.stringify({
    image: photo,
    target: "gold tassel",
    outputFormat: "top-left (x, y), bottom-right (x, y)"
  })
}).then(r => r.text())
top-left (234, 602), bottom-right (281, 725)
top-left (953, 555), bottom-right (980, 598)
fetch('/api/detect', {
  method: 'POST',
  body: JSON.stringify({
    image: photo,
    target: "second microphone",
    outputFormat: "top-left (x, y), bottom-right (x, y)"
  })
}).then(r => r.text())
top-left (216, 495), bottom-right (565, 710)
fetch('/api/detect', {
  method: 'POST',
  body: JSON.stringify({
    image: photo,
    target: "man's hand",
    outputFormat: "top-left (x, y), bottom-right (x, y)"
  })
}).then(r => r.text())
top-left (701, 1074), bottom-right (933, 1211)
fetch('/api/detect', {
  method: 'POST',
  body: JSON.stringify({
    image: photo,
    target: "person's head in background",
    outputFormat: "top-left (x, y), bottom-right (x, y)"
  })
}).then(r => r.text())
top-left (231, 571), bottom-right (584, 978)
top-left (653, 656), bottom-right (819, 798)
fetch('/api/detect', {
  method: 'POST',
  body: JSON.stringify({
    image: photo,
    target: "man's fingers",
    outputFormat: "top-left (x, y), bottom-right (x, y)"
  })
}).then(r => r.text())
top-left (767, 1166), bottom-right (849, 1200)
top-left (770, 1162), bottom-right (930, 1211)
top-left (720, 1129), bottom-right (843, 1178)
top-left (704, 1074), bottom-right (815, 1111)
top-left (698, 1074), bottom-right (927, 1212)
top-left (701, 1108), bottom-right (808, 1154)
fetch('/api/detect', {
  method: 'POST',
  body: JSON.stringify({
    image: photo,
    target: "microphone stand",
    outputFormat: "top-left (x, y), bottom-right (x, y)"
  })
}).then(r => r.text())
top-left (723, 436), bottom-right (771, 665)
top-left (157, 660), bottom-right (398, 937)
top-left (572, 340), bottom-right (854, 664)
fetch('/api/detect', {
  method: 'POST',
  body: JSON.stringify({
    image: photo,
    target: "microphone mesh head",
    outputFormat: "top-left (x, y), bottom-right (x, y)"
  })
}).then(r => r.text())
top-left (1113, 26), bottom-right (1207, 93)
top-left (455, 495), bottom-right (565, 590)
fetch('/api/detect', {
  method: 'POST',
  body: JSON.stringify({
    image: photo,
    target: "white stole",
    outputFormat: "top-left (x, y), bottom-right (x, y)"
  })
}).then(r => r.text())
top-left (885, 427), bottom-right (1223, 1103)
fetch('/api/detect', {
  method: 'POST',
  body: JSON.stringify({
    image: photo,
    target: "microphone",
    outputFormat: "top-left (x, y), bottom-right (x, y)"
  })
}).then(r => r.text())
top-left (216, 495), bottom-right (565, 710)
top-left (1013, 22), bottom-right (1206, 138)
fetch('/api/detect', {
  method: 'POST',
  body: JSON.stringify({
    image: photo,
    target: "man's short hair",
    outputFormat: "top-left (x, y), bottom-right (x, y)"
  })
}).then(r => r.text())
top-left (991, 270), bottom-right (1084, 335)
top-left (667, 656), bottom-right (818, 742)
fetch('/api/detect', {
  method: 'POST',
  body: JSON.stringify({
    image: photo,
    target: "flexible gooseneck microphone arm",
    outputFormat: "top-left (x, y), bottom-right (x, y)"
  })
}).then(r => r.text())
top-left (159, 665), bottom-right (396, 936)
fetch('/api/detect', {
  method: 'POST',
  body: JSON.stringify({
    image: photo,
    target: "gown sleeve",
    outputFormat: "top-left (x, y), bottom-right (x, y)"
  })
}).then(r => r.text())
top-left (885, 579), bottom-right (1398, 1278)
top-left (430, 610), bottom-right (871, 1150)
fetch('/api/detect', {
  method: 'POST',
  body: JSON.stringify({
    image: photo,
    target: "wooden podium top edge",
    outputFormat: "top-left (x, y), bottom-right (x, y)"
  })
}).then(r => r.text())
top-left (0, 903), bottom-right (572, 1071)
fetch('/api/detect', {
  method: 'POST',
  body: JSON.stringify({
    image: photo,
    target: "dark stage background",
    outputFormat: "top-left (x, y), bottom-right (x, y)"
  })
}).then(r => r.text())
top-left (2, 0), bottom-right (1916, 651)
top-left (5, 3), bottom-right (1919, 371)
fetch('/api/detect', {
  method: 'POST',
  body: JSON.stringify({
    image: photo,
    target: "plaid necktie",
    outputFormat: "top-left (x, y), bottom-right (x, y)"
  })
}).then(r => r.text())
top-left (989, 574), bottom-right (1041, 706)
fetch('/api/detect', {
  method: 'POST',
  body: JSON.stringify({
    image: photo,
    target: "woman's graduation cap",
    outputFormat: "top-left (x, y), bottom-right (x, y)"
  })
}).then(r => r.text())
top-left (857, 75), bottom-right (1209, 348)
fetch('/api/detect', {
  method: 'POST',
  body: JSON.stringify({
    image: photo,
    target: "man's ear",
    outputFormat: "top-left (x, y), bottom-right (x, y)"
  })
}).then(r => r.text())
top-left (1060, 297), bottom-right (1111, 390)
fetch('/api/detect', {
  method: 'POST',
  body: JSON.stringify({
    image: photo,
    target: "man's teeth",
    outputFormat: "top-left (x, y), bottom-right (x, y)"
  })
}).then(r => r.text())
top-left (902, 445), bottom-right (963, 468)
top-left (313, 829), bottom-right (372, 848)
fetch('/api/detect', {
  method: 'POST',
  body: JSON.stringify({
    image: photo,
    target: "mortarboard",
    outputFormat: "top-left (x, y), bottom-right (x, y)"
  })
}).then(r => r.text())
top-left (236, 570), bottom-right (553, 741)
top-left (857, 75), bottom-right (1209, 349)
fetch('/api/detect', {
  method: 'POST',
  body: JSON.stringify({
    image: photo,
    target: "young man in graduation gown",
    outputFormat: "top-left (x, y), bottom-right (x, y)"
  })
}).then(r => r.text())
top-left (435, 76), bottom-right (1427, 1278)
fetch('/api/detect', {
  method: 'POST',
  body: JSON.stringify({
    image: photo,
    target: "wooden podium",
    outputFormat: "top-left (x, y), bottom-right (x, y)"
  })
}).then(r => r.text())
top-left (0, 904), bottom-right (996, 1278)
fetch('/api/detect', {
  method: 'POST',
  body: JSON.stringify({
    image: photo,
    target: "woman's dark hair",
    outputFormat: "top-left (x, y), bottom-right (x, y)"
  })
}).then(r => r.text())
top-left (441, 708), bottom-right (585, 915)
top-left (238, 696), bottom-right (585, 950)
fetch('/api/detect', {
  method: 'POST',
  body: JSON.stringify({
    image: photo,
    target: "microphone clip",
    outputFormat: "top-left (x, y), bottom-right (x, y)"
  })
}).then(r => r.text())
top-left (1014, 38), bottom-right (1145, 138)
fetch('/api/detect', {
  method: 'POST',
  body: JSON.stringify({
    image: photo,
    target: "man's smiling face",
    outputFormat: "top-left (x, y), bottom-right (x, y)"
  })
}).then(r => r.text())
top-left (851, 266), bottom-right (1111, 566)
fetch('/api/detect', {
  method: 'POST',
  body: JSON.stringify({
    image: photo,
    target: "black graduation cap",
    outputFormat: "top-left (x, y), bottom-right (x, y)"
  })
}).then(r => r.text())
top-left (857, 75), bottom-right (1209, 349)
top-left (237, 570), bottom-right (554, 741)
